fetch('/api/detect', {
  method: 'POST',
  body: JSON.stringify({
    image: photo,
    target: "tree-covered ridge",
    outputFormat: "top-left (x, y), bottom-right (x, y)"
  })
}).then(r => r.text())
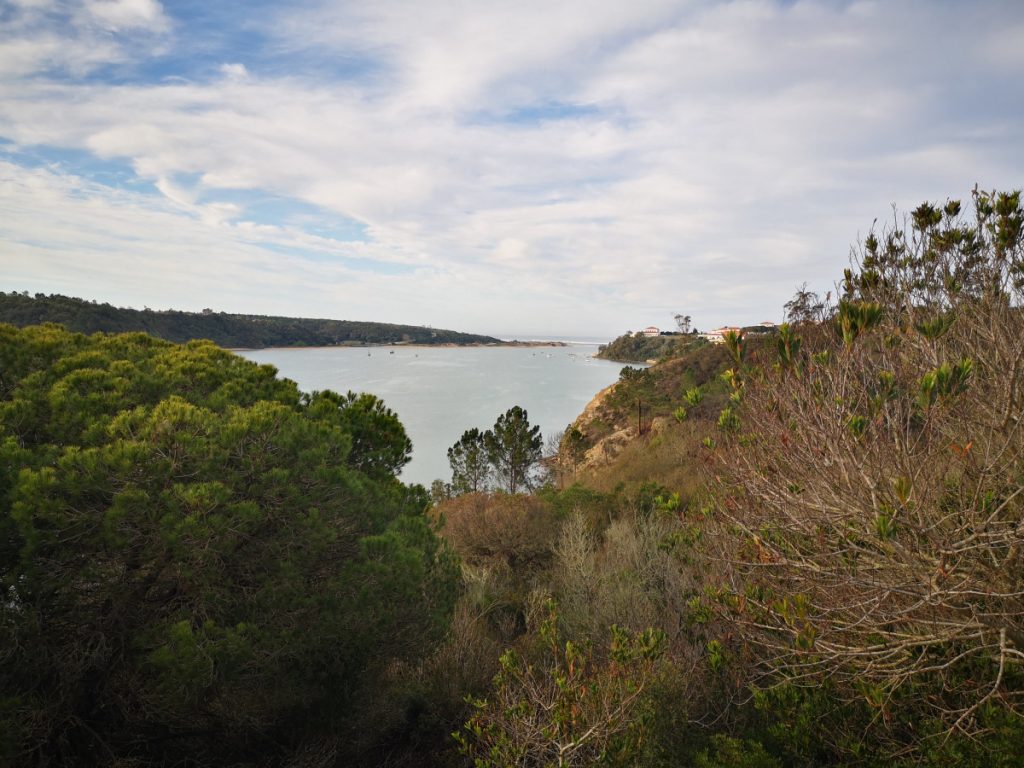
top-left (0, 292), bottom-right (501, 348)
top-left (0, 324), bottom-right (458, 766)
top-left (596, 331), bottom-right (701, 363)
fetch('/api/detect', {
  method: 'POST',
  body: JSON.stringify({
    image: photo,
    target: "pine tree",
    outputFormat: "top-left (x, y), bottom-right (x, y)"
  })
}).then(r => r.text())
top-left (484, 406), bottom-right (542, 493)
top-left (448, 427), bottom-right (491, 493)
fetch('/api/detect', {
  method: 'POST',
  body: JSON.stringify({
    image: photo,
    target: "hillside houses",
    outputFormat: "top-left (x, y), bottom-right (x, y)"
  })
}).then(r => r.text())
top-left (626, 321), bottom-right (779, 345)
top-left (699, 321), bottom-right (777, 343)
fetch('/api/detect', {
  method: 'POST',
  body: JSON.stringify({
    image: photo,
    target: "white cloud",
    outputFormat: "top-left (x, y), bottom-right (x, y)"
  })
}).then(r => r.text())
top-left (219, 62), bottom-right (249, 79)
top-left (0, 0), bottom-right (1023, 336)
top-left (85, 0), bottom-right (169, 32)
top-left (0, 0), bottom-right (170, 77)
top-left (984, 23), bottom-right (1024, 68)
top-left (269, 0), bottom-right (683, 109)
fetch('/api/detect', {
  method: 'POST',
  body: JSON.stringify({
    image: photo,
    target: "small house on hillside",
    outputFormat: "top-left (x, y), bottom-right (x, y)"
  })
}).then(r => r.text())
top-left (639, 326), bottom-right (660, 338)
top-left (700, 326), bottom-right (741, 344)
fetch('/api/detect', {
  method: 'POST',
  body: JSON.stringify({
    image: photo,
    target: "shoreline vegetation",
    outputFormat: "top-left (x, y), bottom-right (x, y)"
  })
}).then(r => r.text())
top-left (0, 291), bottom-right (508, 349)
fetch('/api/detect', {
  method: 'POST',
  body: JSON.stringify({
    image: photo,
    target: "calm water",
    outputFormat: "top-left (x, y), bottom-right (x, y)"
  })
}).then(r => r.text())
top-left (237, 345), bottom-right (625, 486)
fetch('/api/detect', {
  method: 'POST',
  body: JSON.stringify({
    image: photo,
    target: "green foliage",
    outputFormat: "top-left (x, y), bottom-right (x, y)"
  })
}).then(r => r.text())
top-left (449, 427), bottom-right (492, 493)
top-left (775, 323), bottom-right (801, 370)
top-left (484, 406), bottom-right (543, 494)
top-left (597, 332), bottom-right (703, 363)
top-left (0, 324), bottom-right (458, 767)
top-left (914, 311), bottom-right (956, 340)
top-left (717, 406), bottom-right (740, 433)
top-left (694, 735), bottom-right (781, 768)
top-left (723, 330), bottom-right (745, 366)
top-left (845, 413), bottom-right (869, 439)
top-left (537, 483), bottom-right (619, 531)
top-left (304, 389), bottom-right (412, 478)
top-left (594, 345), bottom-right (732, 440)
top-left (916, 358), bottom-right (973, 409)
top-left (706, 639), bottom-right (727, 672)
top-left (446, 408), bottom-right (544, 496)
top-left (620, 365), bottom-right (647, 383)
top-left (561, 425), bottom-right (589, 474)
top-left (655, 491), bottom-right (681, 512)
top-left (457, 602), bottom-right (665, 768)
top-left (684, 387), bottom-right (705, 406)
top-left (834, 300), bottom-right (884, 347)
top-left (873, 510), bottom-right (897, 539)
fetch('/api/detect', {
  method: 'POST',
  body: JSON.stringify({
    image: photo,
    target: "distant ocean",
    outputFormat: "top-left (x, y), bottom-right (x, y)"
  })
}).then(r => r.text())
top-left (496, 335), bottom-right (613, 345)
top-left (238, 344), bottom-right (625, 486)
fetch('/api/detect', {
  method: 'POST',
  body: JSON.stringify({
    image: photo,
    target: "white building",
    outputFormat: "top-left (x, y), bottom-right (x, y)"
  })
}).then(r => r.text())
top-left (699, 326), bottom-right (741, 344)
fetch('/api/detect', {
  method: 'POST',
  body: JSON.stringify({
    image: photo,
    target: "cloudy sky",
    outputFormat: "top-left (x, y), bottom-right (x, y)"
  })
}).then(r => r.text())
top-left (1, 0), bottom-right (1022, 338)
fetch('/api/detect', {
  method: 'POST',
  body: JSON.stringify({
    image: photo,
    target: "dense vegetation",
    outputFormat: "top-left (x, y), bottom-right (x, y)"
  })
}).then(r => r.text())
top-left (0, 325), bottom-right (458, 766)
top-left (0, 292), bottom-right (501, 348)
top-left (596, 331), bottom-right (700, 363)
top-left (4, 189), bottom-right (1023, 767)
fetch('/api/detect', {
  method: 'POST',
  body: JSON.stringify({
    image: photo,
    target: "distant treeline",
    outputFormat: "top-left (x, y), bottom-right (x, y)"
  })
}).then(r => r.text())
top-left (0, 292), bottom-right (500, 347)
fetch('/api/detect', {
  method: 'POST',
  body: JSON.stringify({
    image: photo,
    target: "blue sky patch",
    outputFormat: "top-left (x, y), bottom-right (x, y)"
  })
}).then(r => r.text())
top-left (2, 145), bottom-right (145, 192)
top-left (197, 188), bottom-right (370, 242)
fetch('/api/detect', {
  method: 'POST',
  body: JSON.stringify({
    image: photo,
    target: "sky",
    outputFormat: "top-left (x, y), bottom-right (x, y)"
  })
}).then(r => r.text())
top-left (1, 0), bottom-right (1022, 339)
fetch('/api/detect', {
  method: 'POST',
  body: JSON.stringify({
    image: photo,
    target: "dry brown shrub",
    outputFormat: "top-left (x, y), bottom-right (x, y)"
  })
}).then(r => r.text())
top-left (711, 190), bottom-right (1024, 735)
top-left (434, 492), bottom-right (559, 570)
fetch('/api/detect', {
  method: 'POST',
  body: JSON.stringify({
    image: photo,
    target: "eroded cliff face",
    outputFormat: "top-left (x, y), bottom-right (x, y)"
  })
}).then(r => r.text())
top-left (568, 381), bottom-right (670, 471)
top-left (576, 381), bottom-right (616, 423)
top-left (572, 383), bottom-right (629, 469)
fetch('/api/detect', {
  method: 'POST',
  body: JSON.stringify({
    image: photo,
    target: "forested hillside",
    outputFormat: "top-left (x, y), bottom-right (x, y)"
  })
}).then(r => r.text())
top-left (0, 292), bottom-right (500, 347)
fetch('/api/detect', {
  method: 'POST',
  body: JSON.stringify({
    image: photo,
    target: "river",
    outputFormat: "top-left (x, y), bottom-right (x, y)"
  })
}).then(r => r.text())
top-left (237, 344), bottom-right (625, 486)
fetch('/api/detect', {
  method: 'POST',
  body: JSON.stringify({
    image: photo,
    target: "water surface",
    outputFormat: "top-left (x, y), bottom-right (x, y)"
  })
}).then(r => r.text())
top-left (238, 345), bottom-right (625, 486)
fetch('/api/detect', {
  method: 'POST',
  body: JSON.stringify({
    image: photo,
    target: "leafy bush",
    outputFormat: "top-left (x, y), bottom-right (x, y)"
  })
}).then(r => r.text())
top-left (457, 602), bottom-right (665, 768)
